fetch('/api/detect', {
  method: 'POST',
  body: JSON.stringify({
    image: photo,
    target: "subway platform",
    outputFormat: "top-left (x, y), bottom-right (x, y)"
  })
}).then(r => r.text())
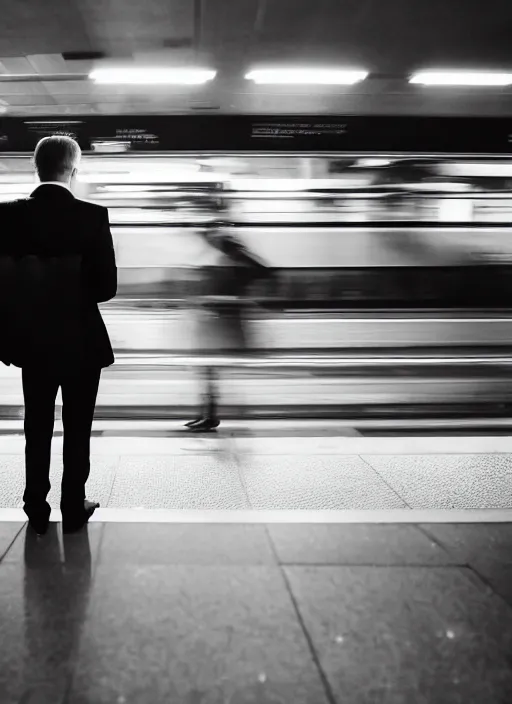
top-left (1, 426), bottom-right (512, 702)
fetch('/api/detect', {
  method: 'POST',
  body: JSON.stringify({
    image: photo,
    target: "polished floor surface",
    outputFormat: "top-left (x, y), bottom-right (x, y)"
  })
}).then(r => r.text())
top-left (1, 518), bottom-right (512, 703)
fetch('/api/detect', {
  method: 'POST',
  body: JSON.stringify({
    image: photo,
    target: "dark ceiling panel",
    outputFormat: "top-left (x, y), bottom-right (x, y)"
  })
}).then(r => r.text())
top-left (202, 0), bottom-right (260, 57)
top-left (1, 0), bottom-right (512, 67)
top-left (0, 0), bottom-right (512, 115)
top-left (0, 0), bottom-right (91, 54)
top-left (256, 0), bottom-right (512, 70)
top-left (77, 0), bottom-right (193, 52)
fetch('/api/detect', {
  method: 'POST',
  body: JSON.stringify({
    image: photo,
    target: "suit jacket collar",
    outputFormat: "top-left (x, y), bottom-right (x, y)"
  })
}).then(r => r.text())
top-left (30, 183), bottom-right (75, 199)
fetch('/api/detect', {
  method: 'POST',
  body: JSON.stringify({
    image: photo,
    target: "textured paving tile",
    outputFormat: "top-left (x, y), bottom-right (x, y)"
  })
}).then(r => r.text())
top-left (108, 455), bottom-right (249, 509)
top-left (239, 455), bottom-right (407, 509)
top-left (47, 455), bottom-right (118, 510)
top-left (99, 523), bottom-right (275, 565)
top-left (3, 523), bottom-right (104, 567)
top-left (421, 524), bottom-right (512, 606)
top-left (285, 565), bottom-right (512, 704)
top-left (69, 565), bottom-right (328, 704)
top-left (0, 522), bottom-right (24, 561)
top-left (0, 560), bottom-right (94, 704)
top-left (363, 454), bottom-right (512, 509)
top-left (0, 456), bottom-right (24, 508)
top-left (0, 454), bottom-right (118, 510)
top-left (268, 524), bottom-right (455, 565)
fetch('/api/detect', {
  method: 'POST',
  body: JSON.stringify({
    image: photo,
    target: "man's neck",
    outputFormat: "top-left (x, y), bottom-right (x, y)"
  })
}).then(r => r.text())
top-left (39, 180), bottom-right (71, 191)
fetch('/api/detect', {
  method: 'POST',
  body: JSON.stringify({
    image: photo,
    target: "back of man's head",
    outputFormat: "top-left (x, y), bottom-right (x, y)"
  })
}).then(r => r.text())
top-left (33, 135), bottom-right (81, 183)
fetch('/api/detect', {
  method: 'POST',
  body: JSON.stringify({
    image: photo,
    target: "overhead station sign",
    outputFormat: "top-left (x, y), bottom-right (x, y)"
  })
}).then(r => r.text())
top-left (0, 115), bottom-right (511, 154)
top-left (251, 121), bottom-right (348, 139)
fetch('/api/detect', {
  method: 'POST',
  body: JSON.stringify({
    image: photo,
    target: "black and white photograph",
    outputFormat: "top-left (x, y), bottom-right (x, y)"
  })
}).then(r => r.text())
top-left (1, 1), bottom-right (512, 702)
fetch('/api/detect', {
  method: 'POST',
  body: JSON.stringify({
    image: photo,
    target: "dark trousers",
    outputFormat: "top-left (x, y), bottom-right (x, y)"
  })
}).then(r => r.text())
top-left (202, 366), bottom-right (218, 419)
top-left (21, 366), bottom-right (101, 517)
top-left (200, 366), bottom-right (246, 420)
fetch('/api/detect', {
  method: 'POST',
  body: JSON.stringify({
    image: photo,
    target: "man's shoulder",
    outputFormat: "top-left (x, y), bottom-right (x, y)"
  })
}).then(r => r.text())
top-left (0, 196), bottom-right (106, 212)
top-left (0, 198), bottom-right (33, 225)
top-left (0, 195), bottom-right (108, 228)
top-left (73, 198), bottom-right (107, 218)
top-left (0, 197), bottom-right (30, 211)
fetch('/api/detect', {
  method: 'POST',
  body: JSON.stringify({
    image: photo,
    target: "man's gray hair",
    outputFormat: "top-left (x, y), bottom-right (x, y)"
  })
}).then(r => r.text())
top-left (34, 135), bottom-right (81, 182)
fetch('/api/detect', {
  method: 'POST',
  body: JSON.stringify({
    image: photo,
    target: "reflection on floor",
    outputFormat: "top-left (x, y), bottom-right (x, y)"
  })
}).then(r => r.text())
top-left (1, 519), bottom-right (512, 703)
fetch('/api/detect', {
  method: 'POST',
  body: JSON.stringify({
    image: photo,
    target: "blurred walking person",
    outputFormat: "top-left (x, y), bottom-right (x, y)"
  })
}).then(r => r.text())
top-left (185, 220), bottom-right (270, 432)
top-left (0, 136), bottom-right (117, 535)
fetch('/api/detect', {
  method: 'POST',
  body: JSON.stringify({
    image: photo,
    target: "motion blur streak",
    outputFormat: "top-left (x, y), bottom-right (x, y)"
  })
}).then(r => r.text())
top-left (2, 151), bottom-right (512, 420)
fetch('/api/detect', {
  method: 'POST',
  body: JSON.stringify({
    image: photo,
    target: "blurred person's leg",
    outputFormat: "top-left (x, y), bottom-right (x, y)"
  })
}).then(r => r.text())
top-left (60, 367), bottom-right (101, 523)
top-left (22, 367), bottom-right (60, 531)
top-left (187, 365), bottom-right (220, 431)
top-left (232, 309), bottom-right (250, 424)
top-left (204, 365), bottom-right (219, 423)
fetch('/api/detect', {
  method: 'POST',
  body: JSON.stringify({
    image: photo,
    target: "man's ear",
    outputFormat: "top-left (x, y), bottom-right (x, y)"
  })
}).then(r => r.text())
top-left (71, 167), bottom-right (78, 181)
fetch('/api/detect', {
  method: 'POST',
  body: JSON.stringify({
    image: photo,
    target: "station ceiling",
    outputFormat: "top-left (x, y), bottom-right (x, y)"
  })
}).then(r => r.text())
top-left (1, 0), bottom-right (512, 116)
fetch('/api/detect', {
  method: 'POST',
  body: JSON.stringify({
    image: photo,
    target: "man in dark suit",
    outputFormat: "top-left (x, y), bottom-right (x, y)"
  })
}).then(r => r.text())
top-left (0, 135), bottom-right (117, 535)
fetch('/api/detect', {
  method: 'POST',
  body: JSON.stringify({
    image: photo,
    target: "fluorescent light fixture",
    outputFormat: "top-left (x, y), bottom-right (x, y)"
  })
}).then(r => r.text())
top-left (89, 68), bottom-right (217, 85)
top-left (245, 68), bottom-right (368, 85)
top-left (410, 71), bottom-right (512, 86)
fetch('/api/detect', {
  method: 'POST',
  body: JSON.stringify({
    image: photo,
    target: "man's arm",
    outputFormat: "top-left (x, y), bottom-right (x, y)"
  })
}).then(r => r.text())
top-left (83, 207), bottom-right (117, 303)
top-left (0, 202), bottom-right (19, 255)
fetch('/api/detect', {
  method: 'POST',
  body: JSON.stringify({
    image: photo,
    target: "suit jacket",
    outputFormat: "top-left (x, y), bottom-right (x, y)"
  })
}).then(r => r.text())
top-left (0, 184), bottom-right (117, 370)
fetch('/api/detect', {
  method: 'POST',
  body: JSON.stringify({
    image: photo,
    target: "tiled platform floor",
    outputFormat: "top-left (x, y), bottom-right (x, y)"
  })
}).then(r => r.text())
top-left (2, 432), bottom-right (512, 511)
top-left (1, 519), bottom-right (512, 703)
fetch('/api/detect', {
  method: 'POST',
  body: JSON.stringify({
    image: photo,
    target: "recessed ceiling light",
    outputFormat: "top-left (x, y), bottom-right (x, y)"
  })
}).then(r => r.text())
top-left (245, 68), bottom-right (368, 85)
top-left (410, 71), bottom-right (512, 86)
top-left (89, 68), bottom-right (217, 85)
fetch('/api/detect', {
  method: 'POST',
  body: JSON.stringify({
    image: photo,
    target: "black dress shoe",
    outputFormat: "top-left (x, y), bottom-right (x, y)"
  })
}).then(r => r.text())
top-left (24, 506), bottom-right (51, 536)
top-left (188, 417), bottom-right (220, 432)
top-left (27, 514), bottom-right (50, 536)
top-left (184, 418), bottom-right (203, 428)
top-left (62, 500), bottom-right (100, 534)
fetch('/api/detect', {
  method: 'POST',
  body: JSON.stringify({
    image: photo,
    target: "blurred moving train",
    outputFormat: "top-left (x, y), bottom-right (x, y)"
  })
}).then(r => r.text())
top-left (2, 147), bottom-right (512, 308)
top-left (2, 115), bottom-right (512, 421)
